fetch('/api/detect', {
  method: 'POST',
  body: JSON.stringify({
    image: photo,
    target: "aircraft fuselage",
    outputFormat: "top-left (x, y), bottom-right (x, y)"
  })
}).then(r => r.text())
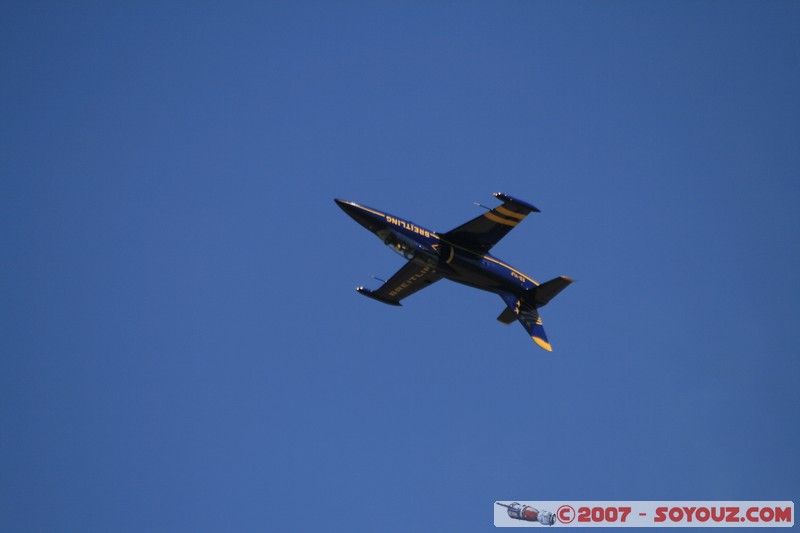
top-left (335, 199), bottom-right (539, 297)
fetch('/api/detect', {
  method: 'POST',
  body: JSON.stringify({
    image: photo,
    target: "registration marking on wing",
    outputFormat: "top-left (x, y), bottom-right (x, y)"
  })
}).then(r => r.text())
top-left (388, 266), bottom-right (435, 298)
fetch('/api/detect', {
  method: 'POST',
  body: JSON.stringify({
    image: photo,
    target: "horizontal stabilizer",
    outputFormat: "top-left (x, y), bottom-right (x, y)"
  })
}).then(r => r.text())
top-left (531, 276), bottom-right (573, 307)
top-left (497, 306), bottom-right (517, 325)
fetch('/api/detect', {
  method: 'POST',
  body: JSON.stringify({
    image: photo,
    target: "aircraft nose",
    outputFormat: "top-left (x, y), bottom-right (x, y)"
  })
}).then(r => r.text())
top-left (334, 198), bottom-right (381, 231)
top-left (334, 198), bottom-right (356, 216)
top-left (334, 198), bottom-right (361, 219)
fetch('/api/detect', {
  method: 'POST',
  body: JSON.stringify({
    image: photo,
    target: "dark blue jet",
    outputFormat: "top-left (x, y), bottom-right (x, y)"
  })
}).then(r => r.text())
top-left (335, 193), bottom-right (572, 351)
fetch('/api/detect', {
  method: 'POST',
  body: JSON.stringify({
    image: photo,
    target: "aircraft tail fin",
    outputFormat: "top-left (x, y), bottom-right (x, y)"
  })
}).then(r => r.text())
top-left (499, 293), bottom-right (552, 351)
top-left (498, 277), bottom-right (572, 350)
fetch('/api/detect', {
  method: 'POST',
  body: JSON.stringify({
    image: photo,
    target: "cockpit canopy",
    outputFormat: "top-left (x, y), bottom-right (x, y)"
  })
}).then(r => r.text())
top-left (377, 230), bottom-right (417, 260)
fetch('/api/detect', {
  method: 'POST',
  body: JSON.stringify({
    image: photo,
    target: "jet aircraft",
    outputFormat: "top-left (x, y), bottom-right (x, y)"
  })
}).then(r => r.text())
top-left (335, 193), bottom-right (572, 350)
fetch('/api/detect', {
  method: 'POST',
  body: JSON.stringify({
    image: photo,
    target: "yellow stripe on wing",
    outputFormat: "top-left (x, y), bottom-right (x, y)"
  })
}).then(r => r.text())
top-left (484, 211), bottom-right (518, 226)
top-left (496, 206), bottom-right (526, 220)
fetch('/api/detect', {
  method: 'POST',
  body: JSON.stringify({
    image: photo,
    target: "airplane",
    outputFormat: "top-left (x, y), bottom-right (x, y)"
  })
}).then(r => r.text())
top-left (335, 193), bottom-right (572, 351)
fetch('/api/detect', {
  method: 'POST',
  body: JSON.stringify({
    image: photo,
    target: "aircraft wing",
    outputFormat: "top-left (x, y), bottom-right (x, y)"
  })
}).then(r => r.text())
top-left (441, 192), bottom-right (540, 254)
top-left (356, 261), bottom-right (442, 306)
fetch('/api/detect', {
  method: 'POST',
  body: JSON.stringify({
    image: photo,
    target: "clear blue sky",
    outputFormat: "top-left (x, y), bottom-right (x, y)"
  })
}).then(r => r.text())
top-left (1, 2), bottom-right (798, 531)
